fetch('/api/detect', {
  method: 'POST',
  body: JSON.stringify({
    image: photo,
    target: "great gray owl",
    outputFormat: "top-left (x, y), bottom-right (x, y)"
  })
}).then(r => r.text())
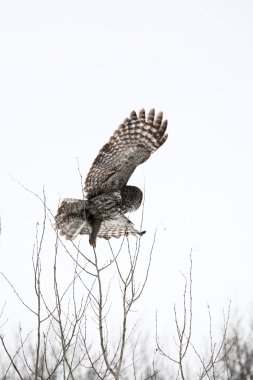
top-left (55, 109), bottom-right (168, 247)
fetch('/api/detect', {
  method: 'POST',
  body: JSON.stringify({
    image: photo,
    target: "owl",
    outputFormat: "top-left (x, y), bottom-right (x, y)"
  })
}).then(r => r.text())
top-left (55, 109), bottom-right (168, 247)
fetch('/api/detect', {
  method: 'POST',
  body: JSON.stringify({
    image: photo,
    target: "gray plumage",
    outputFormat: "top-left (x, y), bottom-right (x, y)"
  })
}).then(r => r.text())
top-left (55, 109), bottom-right (168, 246)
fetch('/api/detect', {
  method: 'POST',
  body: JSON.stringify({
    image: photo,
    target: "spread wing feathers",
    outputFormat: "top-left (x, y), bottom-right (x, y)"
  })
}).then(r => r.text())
top-left (55, 198), bottom-right (143, 241)
top-left (55, 198), bottom-right (87, 240)
top-left (80, 215), bottom-right (142, 240)
top-left (85, 108), bottom-right (168, 197)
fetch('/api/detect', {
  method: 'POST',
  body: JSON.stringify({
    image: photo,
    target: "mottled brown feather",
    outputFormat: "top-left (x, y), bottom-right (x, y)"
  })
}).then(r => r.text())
top-left (55, 109), bottom-right (168, 245)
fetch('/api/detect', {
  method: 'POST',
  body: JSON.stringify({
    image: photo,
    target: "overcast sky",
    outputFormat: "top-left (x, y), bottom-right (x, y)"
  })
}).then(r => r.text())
top-left (0, 0), bottom-right (253, 358)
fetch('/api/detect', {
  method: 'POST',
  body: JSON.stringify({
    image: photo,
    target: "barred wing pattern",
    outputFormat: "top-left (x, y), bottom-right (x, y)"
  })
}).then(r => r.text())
top-left (85, 109), bottom-right (168, 197)
top-left (55, 198), bottom-right (140, 241)
top-left (80, 215), bottom-right (141, 240)
top-left (55, 198), bottom-right (87, 240)
top-left (55, 109), bottom-right (168, 246)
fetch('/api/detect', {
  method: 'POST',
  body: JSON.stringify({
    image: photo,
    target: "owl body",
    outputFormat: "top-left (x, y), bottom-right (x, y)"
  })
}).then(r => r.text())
top-left (86, 192), bottom-right (122, 220)
top-left (55, 109), bottom-right (168, 246)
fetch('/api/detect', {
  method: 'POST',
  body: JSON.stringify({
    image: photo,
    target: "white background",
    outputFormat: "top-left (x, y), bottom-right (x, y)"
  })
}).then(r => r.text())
top-left (0, 0), bottom-right (253, 359)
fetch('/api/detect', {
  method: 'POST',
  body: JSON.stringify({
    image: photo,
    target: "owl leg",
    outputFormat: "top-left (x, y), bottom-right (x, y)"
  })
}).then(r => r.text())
top-left (89, 217), bottom-right (102, 247)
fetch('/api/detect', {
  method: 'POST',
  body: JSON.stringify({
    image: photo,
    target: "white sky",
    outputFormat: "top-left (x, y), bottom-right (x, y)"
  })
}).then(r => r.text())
top-left (0, 0), bottom-right (253, 362)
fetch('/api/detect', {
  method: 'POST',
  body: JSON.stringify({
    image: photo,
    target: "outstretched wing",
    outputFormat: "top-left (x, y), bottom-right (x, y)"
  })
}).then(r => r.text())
top-left (55, 198), bottom-right (144, 241)
top-left (85, 109), bottom-right (168, 197)
top-left (80, 215), bottom-right (144, 240)
top-left (55, 198), bottom-right (87, 240)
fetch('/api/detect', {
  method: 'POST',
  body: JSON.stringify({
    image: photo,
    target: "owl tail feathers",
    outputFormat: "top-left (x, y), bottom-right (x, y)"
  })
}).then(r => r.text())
top-left (55, 198), bottom-right (90, 241)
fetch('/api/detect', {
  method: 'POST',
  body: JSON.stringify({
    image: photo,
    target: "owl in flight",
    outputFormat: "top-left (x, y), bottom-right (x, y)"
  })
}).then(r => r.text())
top-left (55, 109), bottom-right (168, 247)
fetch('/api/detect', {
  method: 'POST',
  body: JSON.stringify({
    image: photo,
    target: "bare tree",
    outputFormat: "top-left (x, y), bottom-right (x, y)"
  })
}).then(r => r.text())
top-left (0, 186), bottom-right (156, 379)
top-left (1, 183), bottom-right (245, 380)
top-left (216, 321), bottom-right (253, 379)
top-left (155, 253), bottom-right (232, 380)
